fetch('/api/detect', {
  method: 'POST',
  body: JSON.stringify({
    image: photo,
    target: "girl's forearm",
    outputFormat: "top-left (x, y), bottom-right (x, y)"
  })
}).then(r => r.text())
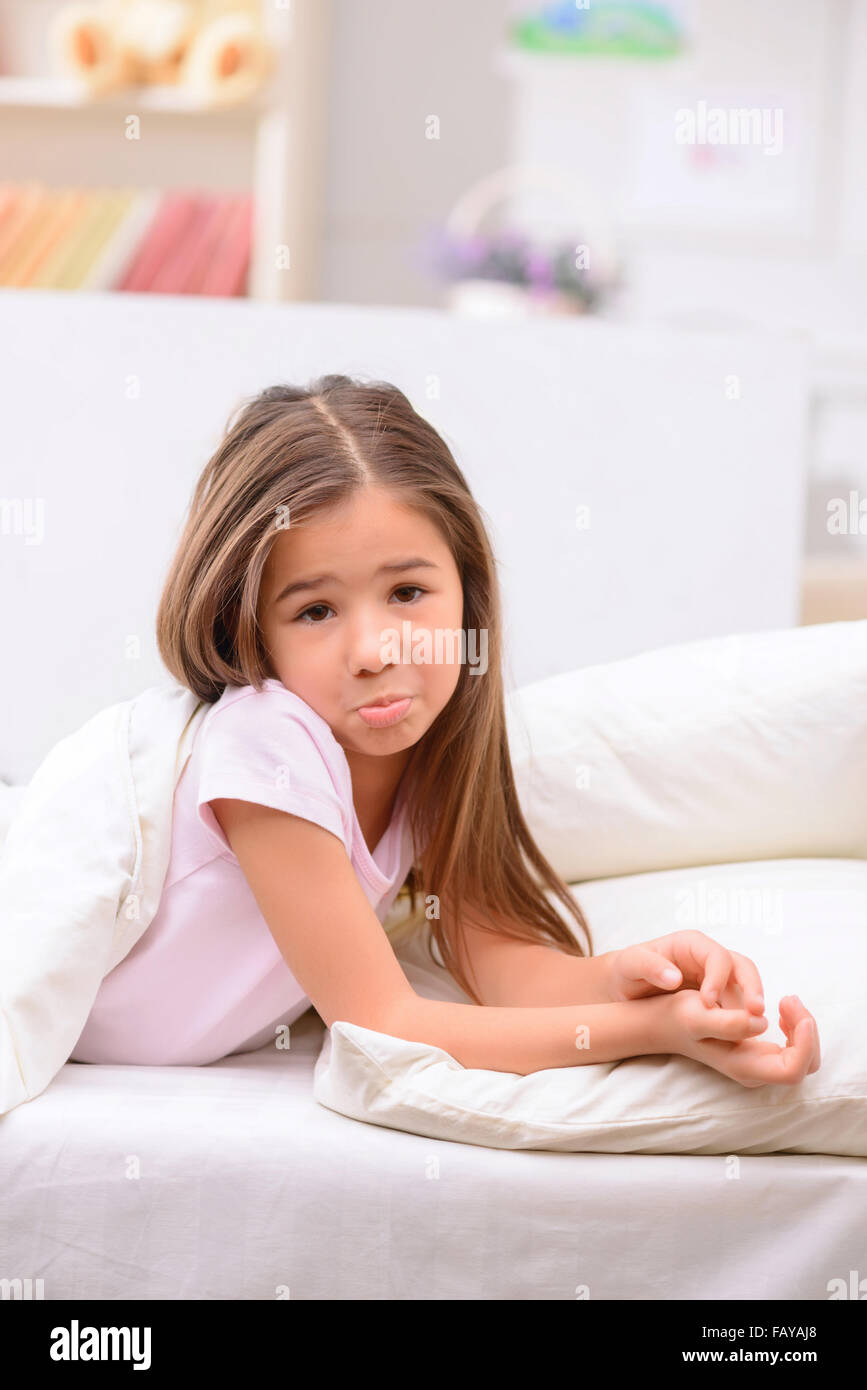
top-left (482, 944), bottom-right (619, 1007)
top-left (384, 991), bottom-right (675, 1076)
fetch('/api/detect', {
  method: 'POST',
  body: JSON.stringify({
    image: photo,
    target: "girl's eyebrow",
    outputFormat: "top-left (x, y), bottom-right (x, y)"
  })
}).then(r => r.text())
top-left (272, 557), bottom-right (439, 606)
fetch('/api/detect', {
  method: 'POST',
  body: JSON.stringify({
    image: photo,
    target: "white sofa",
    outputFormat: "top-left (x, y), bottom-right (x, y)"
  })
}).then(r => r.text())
top-left (5, 288), bottom-right (860, 1302)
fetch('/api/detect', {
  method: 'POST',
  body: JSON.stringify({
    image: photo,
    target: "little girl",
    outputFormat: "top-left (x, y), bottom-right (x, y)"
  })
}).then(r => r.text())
top-left (70, 374), bottom-right (820, 1088)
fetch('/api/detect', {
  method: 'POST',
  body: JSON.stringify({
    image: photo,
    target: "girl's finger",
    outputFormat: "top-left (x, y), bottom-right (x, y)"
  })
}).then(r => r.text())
top-left (731, 950), bottom-right (766, 1014)
top-left (779, 994), bottom-right (812, 1039)
top-left (775, 1017), bottom-right (815, 1084)
top-left (693, 1003), bottom-right (769, 1042)
top-left (632, 947), bottom-right (682, 989)
top-left (718, 978), bottom-right (746, 1012)
top-left (739, 1000), bottom-right (814, 1086)
top-left (649, 949), bottom-right (681, 988)
top-left (780, 995), bottom-right (821, 1075)
top-left (807, 1006), bottom-right (822, 1074)
top-left (700, 942), bottom-right (734, 1007)
top-left (652, 933), bottom-right (701, 988)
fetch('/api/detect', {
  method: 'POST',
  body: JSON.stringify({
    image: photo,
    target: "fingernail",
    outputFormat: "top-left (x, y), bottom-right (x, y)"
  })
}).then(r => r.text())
top-left (750, 1017), bottom-right (767, 1032)
top-left (661, 969), bottom-right (679, 984)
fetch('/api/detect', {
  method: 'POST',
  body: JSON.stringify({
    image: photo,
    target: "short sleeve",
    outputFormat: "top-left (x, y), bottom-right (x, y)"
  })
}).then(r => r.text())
top-left (195, 687), bottom-right (350, 859)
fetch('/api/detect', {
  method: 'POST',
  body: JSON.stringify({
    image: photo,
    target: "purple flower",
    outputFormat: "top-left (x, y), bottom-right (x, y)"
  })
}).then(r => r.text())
top-left (498, 229), bottom-right (532, 252)
top-left (526, 249), bottom-right (554, 289)
top-left (457, 235), bottom-right (489, 271)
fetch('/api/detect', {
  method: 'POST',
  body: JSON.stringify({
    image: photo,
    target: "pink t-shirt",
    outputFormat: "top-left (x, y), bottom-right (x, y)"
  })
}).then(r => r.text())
top-left (70, 679), bottom-right (416, 1067)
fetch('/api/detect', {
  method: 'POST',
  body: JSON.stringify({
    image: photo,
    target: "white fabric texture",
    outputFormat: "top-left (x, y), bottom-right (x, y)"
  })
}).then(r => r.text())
top-left (0, 783), bottom-right (26, 844)
top-left (313, 619), bottom-right (867, 1155)
top-left (2, 617), bottom-right (865, 1141)
top-left (4, 1000), bottom-right (862, 1299)
top-left (506, 617), bottom-right (867, 883)
top-left (316, 859), bottom-right (867, 1156)
top-left (0, 683), bottom-right (208, 1114)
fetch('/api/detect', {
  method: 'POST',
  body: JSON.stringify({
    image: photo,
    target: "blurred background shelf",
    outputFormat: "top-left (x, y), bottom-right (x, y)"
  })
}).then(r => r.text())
top-left (0, 0), bottom-right (332, 300)
top-left (0, 74), bottom-right (267, 111)
top-left (1, 0), bottom-right (865, 622)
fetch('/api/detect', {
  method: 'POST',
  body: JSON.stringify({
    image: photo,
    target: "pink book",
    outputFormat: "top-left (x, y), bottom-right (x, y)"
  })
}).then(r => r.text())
top-left (0, 185), bottom-right (44, 275)
top-left (183, 196), bottom-right (238, 293)
top-left (198, 195), bottom-right (253, 297)
top-left (148, 194), bottom-right (223, 294)
top-left (0, 185), bottom-right (21, 234)
top-left (116, 192), bottom-right (200, 293)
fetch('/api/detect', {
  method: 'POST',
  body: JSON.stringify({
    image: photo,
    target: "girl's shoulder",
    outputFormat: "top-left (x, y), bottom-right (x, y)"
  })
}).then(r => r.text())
top-left (205, 678), bottom-right (334, 739)
top-left (197, 679), bottom-right (351, 803)
top-left (187, 678), bottom-right (354, 859)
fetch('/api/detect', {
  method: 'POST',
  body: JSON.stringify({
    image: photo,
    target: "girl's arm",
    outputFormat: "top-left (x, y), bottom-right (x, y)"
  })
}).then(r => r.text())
top-left (443, 908), bottom-right (618, 1008)
top-left (210, 797), bottom-right (675, 1074)
top-left (387, 991), bottom-right (678, 1074)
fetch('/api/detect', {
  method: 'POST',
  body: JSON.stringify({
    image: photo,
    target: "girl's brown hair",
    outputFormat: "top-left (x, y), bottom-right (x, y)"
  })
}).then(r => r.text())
top-left (156, 374), bottom-right (593, 1003)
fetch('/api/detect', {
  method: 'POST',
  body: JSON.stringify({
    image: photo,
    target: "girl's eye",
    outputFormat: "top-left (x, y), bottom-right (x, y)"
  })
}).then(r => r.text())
top-left (294, 585), bottom-right (426, 625)
top-left (295, 604), bottom-right (332, 624)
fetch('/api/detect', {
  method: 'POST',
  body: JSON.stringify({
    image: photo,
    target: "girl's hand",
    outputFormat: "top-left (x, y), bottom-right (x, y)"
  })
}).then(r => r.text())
top-left (665, 990), bottom-right (822, 1088)
top-left (608, 930), bottom-right (766, 1016)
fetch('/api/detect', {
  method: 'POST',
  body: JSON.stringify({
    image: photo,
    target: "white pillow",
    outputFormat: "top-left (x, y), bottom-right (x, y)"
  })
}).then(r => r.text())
top-left (0, 783), bottom-right (26, 851)
top-left (314, 858), bottom-right (867, 1156)
top-left (505, 618), bottom-right (867, 883)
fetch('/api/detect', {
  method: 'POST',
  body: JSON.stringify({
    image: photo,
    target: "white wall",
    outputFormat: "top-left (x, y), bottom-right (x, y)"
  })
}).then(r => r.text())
top-left (2, 0), bottom-right (863, 561)
top-left (319, 0), bottom-right (513, 306)
top-left (4, 0), bottom-right (862, 306)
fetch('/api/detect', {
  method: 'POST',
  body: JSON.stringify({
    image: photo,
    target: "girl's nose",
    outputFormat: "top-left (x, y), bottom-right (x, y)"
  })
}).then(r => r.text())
top-left (348, 614), bottom-right (392, 672)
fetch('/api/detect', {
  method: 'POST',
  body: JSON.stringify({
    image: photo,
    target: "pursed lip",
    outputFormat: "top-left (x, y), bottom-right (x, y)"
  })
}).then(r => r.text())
top-left (355, 692), bottom-right (412, 709)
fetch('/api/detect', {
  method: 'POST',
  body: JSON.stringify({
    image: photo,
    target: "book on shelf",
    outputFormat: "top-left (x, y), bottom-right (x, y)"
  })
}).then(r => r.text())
top-left (0, 182), bottom-right (253, 296)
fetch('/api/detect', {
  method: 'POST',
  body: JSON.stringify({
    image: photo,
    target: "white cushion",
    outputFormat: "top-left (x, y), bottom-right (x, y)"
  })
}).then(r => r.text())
top-left (0, 784), bottom-right (26, 850)
top-left (314, 858), bottom-right (867, 1156)
top-left (505, 618), bottom-right (867, 883)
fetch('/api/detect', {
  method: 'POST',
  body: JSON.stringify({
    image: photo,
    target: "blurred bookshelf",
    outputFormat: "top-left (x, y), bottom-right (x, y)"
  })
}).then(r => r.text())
top-left (0, 1), bottom-right (332, 300)
top-left (0, 183), bottom-right (254, 295)
top-left (0, 74), bottom-right (269, 111)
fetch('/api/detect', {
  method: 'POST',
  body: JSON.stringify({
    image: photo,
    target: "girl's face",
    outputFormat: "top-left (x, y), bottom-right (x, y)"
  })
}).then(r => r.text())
top-left (258, 487), bottom-right (465, 769)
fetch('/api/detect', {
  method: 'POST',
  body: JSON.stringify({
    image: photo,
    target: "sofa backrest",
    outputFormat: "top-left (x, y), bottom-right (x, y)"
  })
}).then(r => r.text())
top-left (0, 289), bottom-right (809, 781)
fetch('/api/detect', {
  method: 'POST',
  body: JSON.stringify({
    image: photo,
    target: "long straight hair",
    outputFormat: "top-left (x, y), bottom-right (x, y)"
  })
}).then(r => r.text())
top-left (156, 374), bottom-right (593, 1003)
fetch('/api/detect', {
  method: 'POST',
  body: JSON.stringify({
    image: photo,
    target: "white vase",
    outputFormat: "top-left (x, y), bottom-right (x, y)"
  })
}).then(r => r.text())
top-left (444, 278), bottom-right (585, 319)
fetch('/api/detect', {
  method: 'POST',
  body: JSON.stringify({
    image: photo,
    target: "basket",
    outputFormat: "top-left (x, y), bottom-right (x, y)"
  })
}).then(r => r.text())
top-left (441, 161), bottom-right (617, 319)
